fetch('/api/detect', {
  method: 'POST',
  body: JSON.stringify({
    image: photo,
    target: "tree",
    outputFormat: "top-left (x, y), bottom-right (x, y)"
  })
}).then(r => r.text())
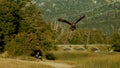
top-left (0, 0), bottom-right (54, 55)
top-left (89, 30), bottom-right (105, 44)
top-left (0, 0), bottom-right (21, 52)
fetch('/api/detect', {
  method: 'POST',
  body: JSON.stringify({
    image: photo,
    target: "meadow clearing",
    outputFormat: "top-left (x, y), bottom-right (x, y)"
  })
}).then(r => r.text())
top-left (0, 58), bottom-right (53, 68)
top-left (0, 44), bottom-right (120, 68)
top-left (0, 51), bottom-right (120, 68)
top-left (52, 51), bottom-right (120, 68)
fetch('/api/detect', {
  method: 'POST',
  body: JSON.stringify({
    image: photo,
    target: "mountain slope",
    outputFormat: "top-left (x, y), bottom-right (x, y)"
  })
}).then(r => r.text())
top-left (79, 2), bottom-right (120, 34)
top-left (36, 0), bottom-right (120, 33)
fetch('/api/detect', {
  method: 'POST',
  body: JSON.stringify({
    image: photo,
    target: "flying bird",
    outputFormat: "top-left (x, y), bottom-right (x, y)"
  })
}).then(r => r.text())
top-left (58, 15), bottom-right (85, 31)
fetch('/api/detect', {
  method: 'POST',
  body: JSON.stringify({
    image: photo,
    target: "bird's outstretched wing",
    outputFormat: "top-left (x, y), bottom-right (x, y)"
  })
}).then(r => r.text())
top-left (58, 18), bottom-right (71, 25)
top-left (75, 15), bottom-right (85, 24)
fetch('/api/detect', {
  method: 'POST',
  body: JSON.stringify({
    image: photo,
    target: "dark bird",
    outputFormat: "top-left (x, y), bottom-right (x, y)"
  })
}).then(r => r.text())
top-left (58, 15), bottom-right (85, 31)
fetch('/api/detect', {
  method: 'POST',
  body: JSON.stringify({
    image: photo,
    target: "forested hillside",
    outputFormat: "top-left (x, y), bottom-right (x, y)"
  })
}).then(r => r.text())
top-left (37, 0), bottom-right (120, 34)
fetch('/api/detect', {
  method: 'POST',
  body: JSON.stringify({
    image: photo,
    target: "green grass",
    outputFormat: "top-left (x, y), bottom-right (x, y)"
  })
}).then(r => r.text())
top-left (51, 51), bottom-right (120, 68)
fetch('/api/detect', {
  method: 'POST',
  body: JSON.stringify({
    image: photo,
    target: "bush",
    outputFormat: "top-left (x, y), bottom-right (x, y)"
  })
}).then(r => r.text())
top-left (45, 53), bottom-right (56, 60)
top-left (5, 33), bottom-right (37, 56)
top-left (112, 44), bottom-right (120, 52)
top-left (111, 31), bottom-right (120, 52)
top-left (5, 40), bottom-right (24, 56)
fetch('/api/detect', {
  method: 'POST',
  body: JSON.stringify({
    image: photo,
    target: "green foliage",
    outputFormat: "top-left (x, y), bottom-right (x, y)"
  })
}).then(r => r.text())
top-left (0, 0), bottom-right (21, 52)
top-left (5, 32), bottom-right (37, 56)
top-left (70, 29), bottom-right (106, 44)
top-left (0, 0), bottom-right (54, 56)
top-left (111, 31), bottom-right (120, 45)
top-left (1, 0), bottom-right (119, 57)
top-left (111, 30), bottom-right (120, 51)
top-left (0, 0), bottom-right (20, 40)
top-left (45, 52), bottom-right (56, 60)
top-left (50, 23), bottom-right (106, 44)
top-left (5, 29), bottom-right (53, 56)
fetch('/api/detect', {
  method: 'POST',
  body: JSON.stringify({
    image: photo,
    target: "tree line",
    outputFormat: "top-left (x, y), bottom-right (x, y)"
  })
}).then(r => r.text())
top-left (0, 0), bottom-right (120, 56)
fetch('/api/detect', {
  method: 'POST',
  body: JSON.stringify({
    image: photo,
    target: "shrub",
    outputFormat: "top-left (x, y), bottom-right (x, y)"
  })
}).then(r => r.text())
top-left (112, 44), bottom-right (120, 52)
top-left (5, 33), bottom-right (37, 56)
top-left (111, 31), bottom-right (120, 52)
top-left (45, 52), bottom-right (56, 60)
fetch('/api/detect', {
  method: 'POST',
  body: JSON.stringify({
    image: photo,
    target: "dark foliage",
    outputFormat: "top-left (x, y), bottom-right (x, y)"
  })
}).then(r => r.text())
top-left (45, 53), bottom-right (56, 60)
top-left (0, 0), bottom-right (54, 56)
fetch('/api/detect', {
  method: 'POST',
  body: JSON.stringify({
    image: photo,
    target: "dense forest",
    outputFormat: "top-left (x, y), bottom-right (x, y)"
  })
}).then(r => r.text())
top-left (0, 0), bottom-right (120, 56)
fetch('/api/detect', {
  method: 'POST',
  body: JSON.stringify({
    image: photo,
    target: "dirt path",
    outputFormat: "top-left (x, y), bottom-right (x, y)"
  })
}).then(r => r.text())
top-left (38, 61), bottom-right (74, 68)
top-left (1, 58), bottom-right (75, 68)
top-left (16, 60), bottom-right (74, 68)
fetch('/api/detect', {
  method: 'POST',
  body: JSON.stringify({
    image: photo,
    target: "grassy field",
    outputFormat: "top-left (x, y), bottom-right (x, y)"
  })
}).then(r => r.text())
top-left (0, 58), bottom-right (53, 68)
top-left (51, 51), bottom-right (120, 68)
top-left (0, 51), bottom-right (120, 68)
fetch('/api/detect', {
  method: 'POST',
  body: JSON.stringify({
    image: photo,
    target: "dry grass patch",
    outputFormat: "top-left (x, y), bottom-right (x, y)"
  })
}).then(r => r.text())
top-left (51, 51), bottom-right (120, 68)
top-left (79, 55), bottom-right (120, 68)
top-left (0, 58), bottom-right (53, 68)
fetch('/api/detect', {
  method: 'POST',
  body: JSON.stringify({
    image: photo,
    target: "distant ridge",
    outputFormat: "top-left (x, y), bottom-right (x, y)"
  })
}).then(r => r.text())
top-left (36, 0), bottom-right (120, 34)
